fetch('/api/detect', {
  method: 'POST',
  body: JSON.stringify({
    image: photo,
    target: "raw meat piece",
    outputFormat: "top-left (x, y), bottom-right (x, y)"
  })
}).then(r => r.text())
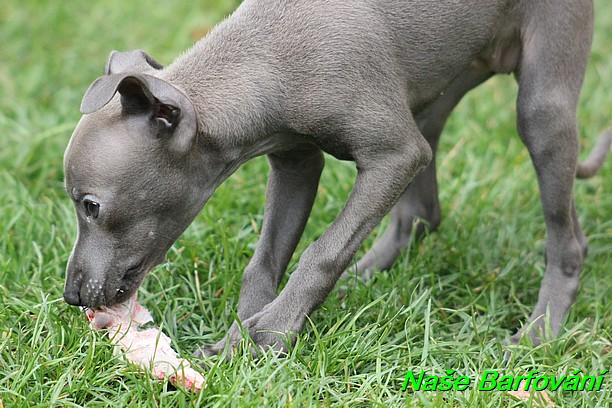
top-left (85, 295), bottom-right (205, 391)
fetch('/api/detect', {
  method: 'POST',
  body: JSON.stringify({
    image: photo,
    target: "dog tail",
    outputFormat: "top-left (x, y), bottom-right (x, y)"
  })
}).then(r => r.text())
top-left (576, 129), bottom-right (612, 179)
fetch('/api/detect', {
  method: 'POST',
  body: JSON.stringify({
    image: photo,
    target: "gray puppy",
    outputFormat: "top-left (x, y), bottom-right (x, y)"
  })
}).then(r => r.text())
top-left (64, 0), bottom-right (610, 356)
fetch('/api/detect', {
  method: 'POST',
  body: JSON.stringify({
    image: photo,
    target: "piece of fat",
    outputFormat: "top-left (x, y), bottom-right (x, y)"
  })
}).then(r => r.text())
top-left (85, 295), bottom-right (205, 391)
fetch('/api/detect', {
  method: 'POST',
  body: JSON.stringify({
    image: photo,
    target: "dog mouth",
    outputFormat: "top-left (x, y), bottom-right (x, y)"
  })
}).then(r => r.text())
top-left (71, 247), bottom-right (168, 309)
top-left (113, 259), bottom-right (148, 304)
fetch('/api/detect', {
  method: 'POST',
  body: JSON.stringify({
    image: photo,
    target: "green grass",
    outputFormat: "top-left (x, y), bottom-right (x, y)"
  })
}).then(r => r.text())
top-left (0, 1), bottom-right (610, 406)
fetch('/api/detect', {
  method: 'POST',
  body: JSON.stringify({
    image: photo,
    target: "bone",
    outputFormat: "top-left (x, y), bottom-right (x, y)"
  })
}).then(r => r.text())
top-left (85, 296), bottom-right (205, 391)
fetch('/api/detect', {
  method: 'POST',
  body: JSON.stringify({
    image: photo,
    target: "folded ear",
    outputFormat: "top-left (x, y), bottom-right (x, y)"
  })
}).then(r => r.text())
top-left (80, 74), bottom-right (197, 154)
top-left (104, 50), bottom-right (164, 75)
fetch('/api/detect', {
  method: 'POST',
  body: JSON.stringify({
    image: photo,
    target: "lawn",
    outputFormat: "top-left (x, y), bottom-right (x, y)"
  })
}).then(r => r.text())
top-left (0, 1), bottom-right (610, 406)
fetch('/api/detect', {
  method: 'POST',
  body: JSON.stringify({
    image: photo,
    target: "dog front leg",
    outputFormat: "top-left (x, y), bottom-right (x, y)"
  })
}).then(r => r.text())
top-left (197, 148), bottom-right (323, 357)
top-left (351, 67), bottom-right (493, 280)
top-left (230, 130), bottom-right (432, 354)
top-left (237, 148), bottom-right (324, 321)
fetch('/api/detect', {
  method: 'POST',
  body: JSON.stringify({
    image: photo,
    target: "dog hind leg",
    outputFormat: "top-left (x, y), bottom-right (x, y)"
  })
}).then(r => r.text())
top-left (510, 0), bottom-right (594, 344)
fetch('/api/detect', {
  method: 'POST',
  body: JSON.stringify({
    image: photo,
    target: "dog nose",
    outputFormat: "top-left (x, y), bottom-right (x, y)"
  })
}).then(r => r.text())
top-left (63, 289), bottom-right (84, 306)
top-left (64, 273), bottom-right (85, 306)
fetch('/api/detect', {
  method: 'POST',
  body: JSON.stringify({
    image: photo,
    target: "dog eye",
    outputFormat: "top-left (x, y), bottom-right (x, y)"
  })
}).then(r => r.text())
top-left (83, 199), bottom-right (100, 219)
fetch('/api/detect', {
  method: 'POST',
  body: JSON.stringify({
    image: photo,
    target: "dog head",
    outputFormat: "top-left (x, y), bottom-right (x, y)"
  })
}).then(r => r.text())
top-left (63, 50), bottom-right (203, 308)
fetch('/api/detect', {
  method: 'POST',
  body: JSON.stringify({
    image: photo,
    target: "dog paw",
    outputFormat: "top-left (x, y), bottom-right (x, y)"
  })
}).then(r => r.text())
top-left (501, 327), bottom-right (543, 364)
top-left (240, 308), bottom-right (295, 355)
top-left (195, 301), bottom-right (301, 359)
top-left (194, 339), bottom-right (229, 359)
top-left (508, 317), bottom-right (549, 347)
top-left (194, 321), bottom-right (243, 359)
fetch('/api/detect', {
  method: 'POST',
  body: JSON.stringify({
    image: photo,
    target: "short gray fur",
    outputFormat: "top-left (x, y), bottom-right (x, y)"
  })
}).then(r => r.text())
top-left (63, 0), bottom-right (611, 356)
